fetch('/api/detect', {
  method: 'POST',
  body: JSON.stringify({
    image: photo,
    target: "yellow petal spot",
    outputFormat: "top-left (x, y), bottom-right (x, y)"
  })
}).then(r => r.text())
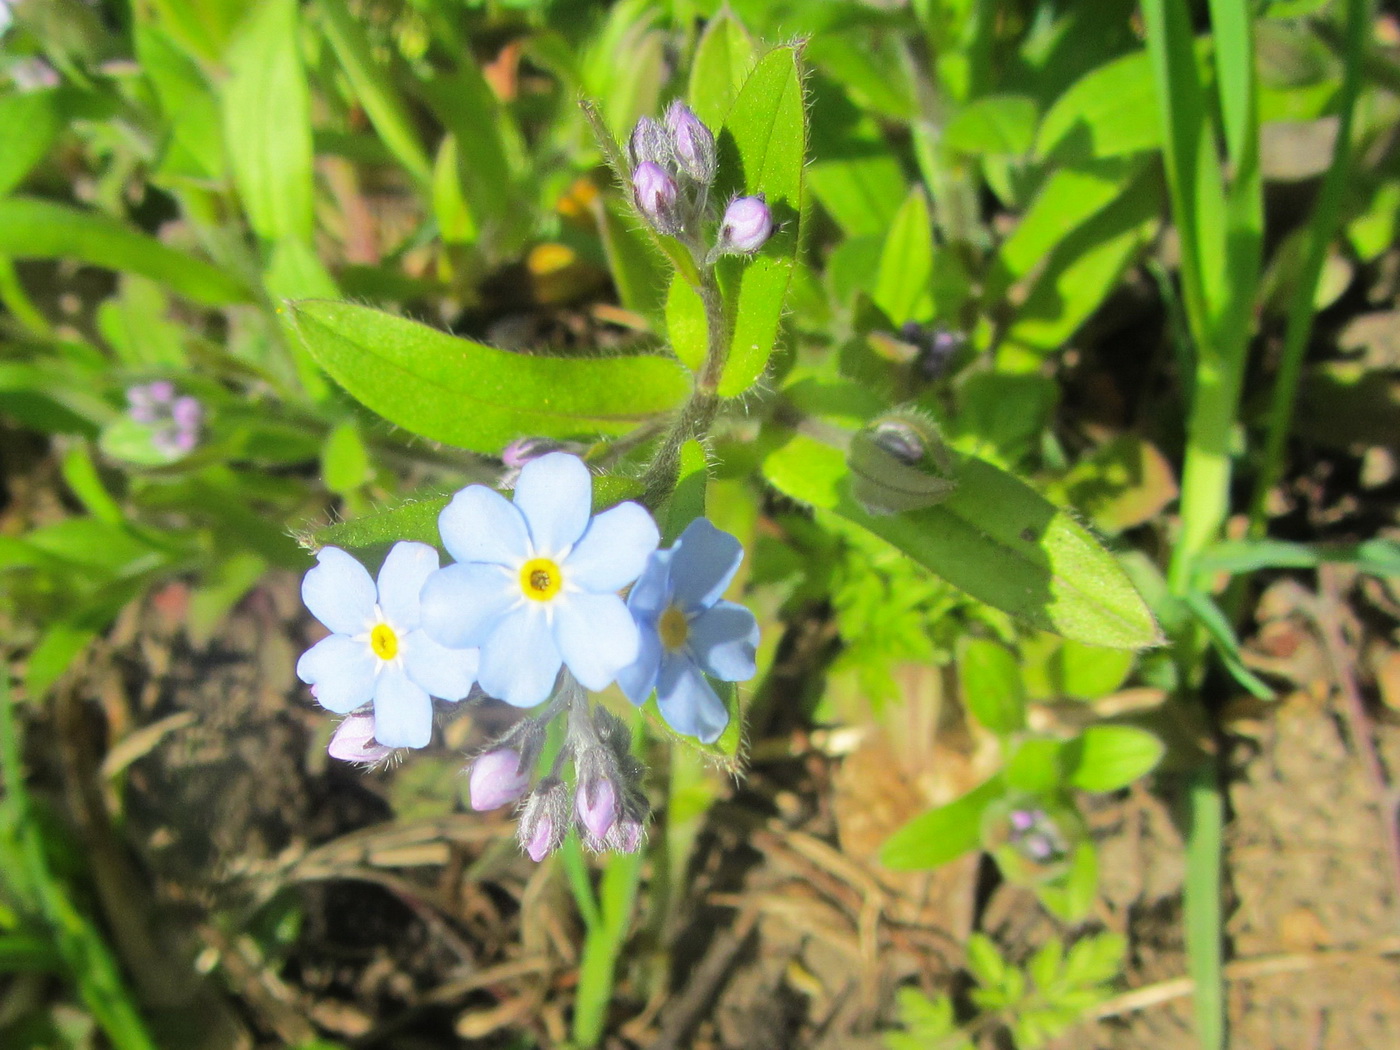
top-left (659, 604), bottom-right (689, 651)
top-left (519, 557), bottom-right (563, 602)
top-left (370, 623), bottom-right (399, 661)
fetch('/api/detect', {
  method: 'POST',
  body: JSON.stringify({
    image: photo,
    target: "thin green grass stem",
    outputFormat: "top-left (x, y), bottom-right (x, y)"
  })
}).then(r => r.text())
top-left (1248, 0), bottom-right (1371, 535)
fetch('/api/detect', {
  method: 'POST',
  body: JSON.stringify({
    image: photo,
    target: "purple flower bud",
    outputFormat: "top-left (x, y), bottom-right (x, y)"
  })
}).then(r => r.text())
top-left (608, 817), bottom-right (644, 853)
top-left (628, 116), bottom-right (671, 169)
top-left (171, 396), bottom-right (202, 431)
top-left (718, 195), bottom-right (773, 255)
top-left (632, 161), bottom-right (681, 235)
top-left (148, 380), bottom-right (175, 403)
top-left (517, 779), bottom-right (570, 862)
top-left (524, 812), bottom-right (556, 862)
top-left (468, 749), bottom-right (530, 811)
top-left (665, 101), bottom-right (716, 184)
top-left (328, 714), bottom-right (394, 765)
top-left (576, 777), bottom-right (617, 844)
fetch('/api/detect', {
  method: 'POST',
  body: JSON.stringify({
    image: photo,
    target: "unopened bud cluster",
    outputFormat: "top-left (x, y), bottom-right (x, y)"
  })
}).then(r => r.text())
top-left (466, 684), bottom-right (647, 863)
top-left (627, 101), bottom-right (773, 261)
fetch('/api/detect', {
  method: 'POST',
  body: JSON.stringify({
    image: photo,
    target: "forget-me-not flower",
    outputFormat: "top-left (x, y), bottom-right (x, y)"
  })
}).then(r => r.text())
top-left (420, 452), bottom-right (659, 708)
top-left (297, 542), bottom-right (479, 749)
top-left (617, 518), bottom-right (759, 743)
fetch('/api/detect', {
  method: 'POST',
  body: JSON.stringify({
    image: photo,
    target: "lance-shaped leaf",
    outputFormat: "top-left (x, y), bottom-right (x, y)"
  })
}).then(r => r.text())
top-left (713, 45), bottom-right (807, 397)
top-left (0, 197), bottom-right (249, 305)
top-left (763, 433), bottom-right (1161, 650)
top-left (286, 300), bottom-right (691, 453)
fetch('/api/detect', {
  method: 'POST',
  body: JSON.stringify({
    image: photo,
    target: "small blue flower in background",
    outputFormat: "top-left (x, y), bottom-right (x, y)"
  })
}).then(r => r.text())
top-left (617, 518), bottom-right (759, 743)
top-left (297, 542), bottom-right (479, 749)
top-left (420, 452), bottom-right (659, 708)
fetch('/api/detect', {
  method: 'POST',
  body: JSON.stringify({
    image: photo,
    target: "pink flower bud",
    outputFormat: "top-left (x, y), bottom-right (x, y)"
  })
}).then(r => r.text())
top-left (632, 161), bottom-right (680, 234)
top-left (172, 396), bottom-right (202, 431)
top-left (718, 195), bottom-right (773, 254)
top-left (665, 101), bottom-right (715, 184)
top-left (468, 749), bottom-right (530, 811)
top-left (576, 778), bottom-right (617, 843)
top-left (608, 818), bottom-right (644, 853)
top-left (524, 813), bottom-right (556, 862)
top-left (328, 714), bottom-right (394, 765)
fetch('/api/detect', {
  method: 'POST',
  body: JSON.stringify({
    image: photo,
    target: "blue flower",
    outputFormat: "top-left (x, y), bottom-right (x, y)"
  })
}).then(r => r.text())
top-left (297, 542), bottom-right (479, 749)
top-left (617, 518), bottom-right (758, 743)
top-left (420, 453), bottom-right (659, 708)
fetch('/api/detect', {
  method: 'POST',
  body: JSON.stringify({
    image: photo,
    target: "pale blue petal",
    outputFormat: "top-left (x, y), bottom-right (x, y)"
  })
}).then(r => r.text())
top-left (438, 485), bottom-right (529, 566)
top-left (372, 667), bottom-right (433, 748)
top-left (554, 592), bottom-right (640, 691)
top-left (687, 601), bottom-right (759, 682)
top-left (616, 622), bottom-right (662, 705)
top-left (376, 541), bottom-right (438, 630)
top-left (302, 547), bottom-right (376, 636)
top-left (478, 607), bottom-right (562, 707)
top-left (626, 550), bottom-right (673, 618)
top-left (514, 452), bottom-right (591, 555)
top-left (565, 501), bottom-right (659, 593)
top-left (296, 634), bottom-right (376, 714)
top-left (420, 563), bottom-right (516, 649)
top-left (670, 518), bottom-right (744, 611)
top-left (656, 655), bottom-right (730, 743)
top-left (400, 629), bottom-right (478, 701)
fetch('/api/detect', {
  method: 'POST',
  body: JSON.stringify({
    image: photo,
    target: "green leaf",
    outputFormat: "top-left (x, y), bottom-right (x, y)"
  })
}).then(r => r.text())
top-left (431, 135), bottom-right (477, 245)
top-left (944, 94), bottom-right (1038, 156)
top-left (1036, 49), bottom-right (1164, 162)
top-left (316, 0), bottom-right (431, 184)
top-left (664, 440), bottom-right (708, 544)
top-left (1181, 589), bottom-right (1275, 701)
top-left (1004, 738), bottom-right (1068, 794)
top-left (286, 300), bottom-right (690, 453)
top-left (597, 199), bottom-right (667, 320)
top-left (0, 89), bottom-right (65, 196)
top-left (134, 21), bottom-right (225, 180)
top-left (958, 637), bottom-right (1026, 736)
top-left (763, 433), bottom-right (1161, 649)
top-left (321, 421), bottom-right (370, 495)
top-left (1066, 725), bottom-right (1164, 791)
top-left (1197, 537), bottom-right (1400, 578)
top-left (965, 933), bottom-right (1009, 989)
top-left (872, 186), bottom-right (933, 325)
top-left (881, 775), bottom-right (1007, 870)
top-left (1035, 839), bottom-right (1099, 922)
top-left (0, 198), bottom-right (248, 306)
top-left (688, 8), bottom-right (756, 128)
top-left (715, 45), bottom-right (807, 397)
top-left (222, 0), bottom-right (315, 241)
top-left (666, 275), bottom-right (707, 372)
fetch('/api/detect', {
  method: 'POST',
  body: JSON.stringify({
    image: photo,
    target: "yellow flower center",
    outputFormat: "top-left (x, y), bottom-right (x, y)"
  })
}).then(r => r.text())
top-left (370, 623), bottom-right (399, 661)
top-left (659, 604), bottom-right (690, 651)
top-left (519, 557), bottom-right (563, 602)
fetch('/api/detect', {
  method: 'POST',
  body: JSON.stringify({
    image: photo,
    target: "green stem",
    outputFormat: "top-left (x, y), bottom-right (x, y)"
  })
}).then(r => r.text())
top-left (1247, 0), bottom-right (1370, 535)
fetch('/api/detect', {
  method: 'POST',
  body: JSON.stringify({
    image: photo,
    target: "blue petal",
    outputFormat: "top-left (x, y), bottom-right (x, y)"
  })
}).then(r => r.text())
top-left (438, 485), bottom-right (529, 566)
top-left (565, 501), bottom-right (659, 593)
top-left (477, 606), bottom-right (562, 707)
top-left (616, 622), bottom-right (662, 705)
top-left (400, 629), bottom-right (478, 701)
top-left (626, 549), bottom-right (673, 618)
top-left (554, 591), bottom-right (640, 691)
top-left (302, 547), bottom-right (376, 636)
top-left (514, 452), bottom-right (591, 555)
top-left (420, 563), bottom-right (516, 649)
top-left (376, 541), bottom-right (438, 630)
top-left (687, 601), bottom-right (759, 682)
top-left (372, 666), bottom-right (433, 748)
top-left (669, 518), bottom-right (744, 611)
top-left (297, 634), bottom-right (376, 713)
top-left (656, 654), bottom-right (730, 743)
